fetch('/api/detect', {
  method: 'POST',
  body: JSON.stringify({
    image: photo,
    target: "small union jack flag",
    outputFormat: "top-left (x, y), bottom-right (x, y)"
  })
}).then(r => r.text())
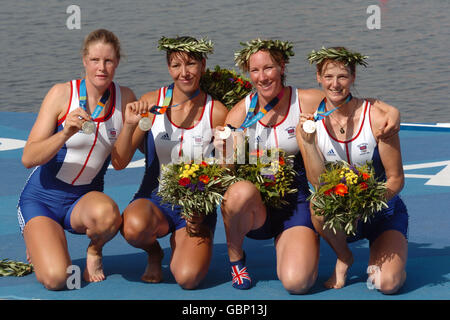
top-left (231, 265), bottom-right (251, 286)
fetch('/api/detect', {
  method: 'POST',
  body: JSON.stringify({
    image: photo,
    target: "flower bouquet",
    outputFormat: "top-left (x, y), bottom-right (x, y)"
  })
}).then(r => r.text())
top-left (309, 160), bottom-right (388, 235)
top-left (200, 65), bottom-right (253, 109)
top-left (0, 258), bottom-right (33, 277)
top-left (158, 159), bottom-right (232, 237)
top-left (225, 136), bottom-right (298, 209)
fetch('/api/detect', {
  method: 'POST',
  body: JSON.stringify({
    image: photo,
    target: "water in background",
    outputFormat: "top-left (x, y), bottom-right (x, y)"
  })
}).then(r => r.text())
top-left (0, 0), bottom-right (449, 122)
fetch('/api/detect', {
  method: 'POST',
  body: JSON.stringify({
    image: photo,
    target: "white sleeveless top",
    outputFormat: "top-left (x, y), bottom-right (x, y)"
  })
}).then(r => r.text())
top-left (316, 100), bottom-right (378, 166)
top-left (150, 86), bottom-right (215, 166)
top-left (244, 87), bottom-right (300, 156)
top-left (55, 79), bottom-right (123, 185)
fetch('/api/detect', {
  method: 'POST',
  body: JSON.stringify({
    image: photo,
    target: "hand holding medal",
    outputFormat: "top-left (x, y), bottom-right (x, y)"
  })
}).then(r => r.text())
top-left (301, 94), bottom-right (353, 135)
top-left (138, 83), bottom-right (200, 132)
top-left (302, 117), bottom-right (316, 133)
top-left (78, 79), bottom-right (110, 135)
top-left (81, 119), bottom-right (96, 134)
top-left (138, 113), bottom-right (152, 131)
top-left (217, 125), bottom-right (232, 140)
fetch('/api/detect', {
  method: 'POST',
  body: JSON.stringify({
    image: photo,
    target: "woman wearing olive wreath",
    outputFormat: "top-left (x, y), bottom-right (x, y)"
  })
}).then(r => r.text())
top-left (113, 36), bottom-right (228, 289)
top-left (215, 39), bottom-right (401, 293)
top-left (297, 47), bottom-right (408, 293)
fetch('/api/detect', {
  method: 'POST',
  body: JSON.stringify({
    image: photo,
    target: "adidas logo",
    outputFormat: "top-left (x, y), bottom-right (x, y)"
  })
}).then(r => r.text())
top-left (161, 133), bottom-right (171, 140)
top-left (327, 149), bottom-right (336, 156)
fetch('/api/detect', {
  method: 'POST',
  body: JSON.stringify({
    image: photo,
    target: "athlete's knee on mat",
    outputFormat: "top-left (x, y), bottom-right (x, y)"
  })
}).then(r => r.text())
top-left (279, 271), bottom-right (316, 295)
top-left (171, 266), bottom-right (206, 290)
top-left (37, 267), bottom-right (68, 291)
top-left (378, 270), bottom-right (406, 295)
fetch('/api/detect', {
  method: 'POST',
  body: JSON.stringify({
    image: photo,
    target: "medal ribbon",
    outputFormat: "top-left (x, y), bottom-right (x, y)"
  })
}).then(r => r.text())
top-left (238, 87), bottom-right (285, 130)
top-left (79, 79), bottom-right (111, 120)
top-left (314, 93), bottom-right (352, 121)
top-left (149, 83), bottom-right (200, 115)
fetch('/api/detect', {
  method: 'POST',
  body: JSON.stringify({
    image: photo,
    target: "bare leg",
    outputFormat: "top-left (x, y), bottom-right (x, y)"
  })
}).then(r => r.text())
top-left (70, 191), bottom-right (122, 282)
top-left (221, 181), bottom-right (266, 262)
top-left (121, 198), bottom-right (169, 283)
top-left (23, 216), bottom-right (71, 290)
top-left (275, 226), bottom-right (319, 294)
top-left (310, 211), bottom-right (353, 289)
top-left (368, 230), bottom-right (407, 294)
top-left (141, 242), bottom-right (164, 283)
top-left (169, 226), bottom-right (213, 289)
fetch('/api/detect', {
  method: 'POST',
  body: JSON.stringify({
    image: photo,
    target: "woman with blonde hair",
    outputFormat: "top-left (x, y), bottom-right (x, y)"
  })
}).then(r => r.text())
top-left (297, 47), bottom-right (408, 294)
top-left (18, 29), bottom-right (136, 290)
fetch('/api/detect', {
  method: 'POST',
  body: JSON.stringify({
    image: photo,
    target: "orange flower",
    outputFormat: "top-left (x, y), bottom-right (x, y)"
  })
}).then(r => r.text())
top-left (334, 183), bottom-right (348, 196)
top-left (362, 172), bottom-right (371, 180)
top-left (279, 157), bottom-right (285, 166)
top-left (324, 188), bottom-right (334, 196)
top-left (199, 175), bottom-right (210, 184)
top-left (200, 161), bottom-right (208, 167)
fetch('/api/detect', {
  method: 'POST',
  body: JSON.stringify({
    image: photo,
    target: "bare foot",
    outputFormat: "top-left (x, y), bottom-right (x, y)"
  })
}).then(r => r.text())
top-left (324, 253), bottom-right (354, 289)
top-left (83, 245), bottom-right (105, 282)
top-left (141, 242), bottom-right (164, 283)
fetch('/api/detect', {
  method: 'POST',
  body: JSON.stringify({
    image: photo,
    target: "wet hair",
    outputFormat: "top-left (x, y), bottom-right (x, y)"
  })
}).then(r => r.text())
top-left (81, 29), bottom-right (122, 61)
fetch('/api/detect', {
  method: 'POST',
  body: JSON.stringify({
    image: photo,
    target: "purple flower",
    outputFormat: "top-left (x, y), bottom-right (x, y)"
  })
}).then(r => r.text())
top-left (349, 165), bottom-right (359, 174)
top-left (263, 174), bottom-right (275, 181)
top-left (187, 181), bottom-right (205, 192)
top-left (197, 181), bottom-right (205, 192)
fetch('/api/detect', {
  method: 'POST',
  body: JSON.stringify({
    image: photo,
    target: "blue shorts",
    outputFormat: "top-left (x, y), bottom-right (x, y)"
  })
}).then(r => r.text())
top-left (18, 188), bottom-right (83, 234)
top-left (133, 190), bottom-right (217, 236)
top-left (246, 190), bottom-right (315, 240)
top-left (17, 163), bottom-right (103, 235)
top-left (347, 195), bottom-right (408, 246)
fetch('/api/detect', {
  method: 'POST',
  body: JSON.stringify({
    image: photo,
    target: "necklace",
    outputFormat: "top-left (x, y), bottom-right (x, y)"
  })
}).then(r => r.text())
top-left (328, 99), bottom-right (357, 134)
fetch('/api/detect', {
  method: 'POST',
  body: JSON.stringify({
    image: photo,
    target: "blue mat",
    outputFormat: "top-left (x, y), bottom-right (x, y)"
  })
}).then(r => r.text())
top-left (1, 112), bottom-right (449, 301)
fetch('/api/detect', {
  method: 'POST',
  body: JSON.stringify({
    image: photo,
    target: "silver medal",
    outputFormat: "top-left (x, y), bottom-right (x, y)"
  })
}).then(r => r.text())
top-left (218, 126), bottom-right (231, 140)
top-left (138, 117), bottom-right (152, 131)
top-left (82, 120), bottom-right (96, 134)
top-left (302, 119), bottom-right (316, 134)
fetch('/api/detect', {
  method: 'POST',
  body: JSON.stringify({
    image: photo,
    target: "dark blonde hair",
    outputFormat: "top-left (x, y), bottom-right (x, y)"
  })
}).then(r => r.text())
top-left (81, 29), bottom-right (122, 61)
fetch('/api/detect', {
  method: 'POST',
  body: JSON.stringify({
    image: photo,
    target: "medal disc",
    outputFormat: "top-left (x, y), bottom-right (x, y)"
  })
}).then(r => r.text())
top-left (82, 121), bottom-right (96, 134)
top-left (218, 126), bottom-right (231, 140)
top-left (302, 120), bottom-right (316, 133)
top-left (138, 117), bottom-right (152, 131)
